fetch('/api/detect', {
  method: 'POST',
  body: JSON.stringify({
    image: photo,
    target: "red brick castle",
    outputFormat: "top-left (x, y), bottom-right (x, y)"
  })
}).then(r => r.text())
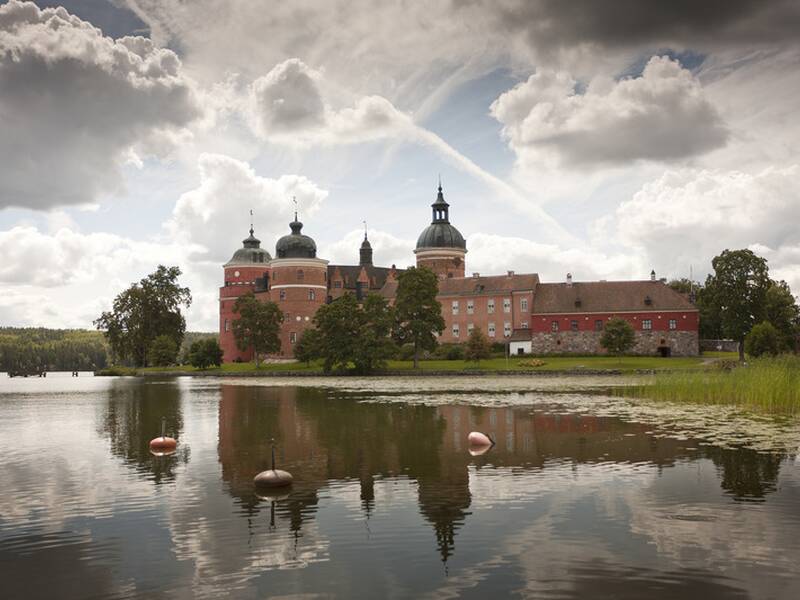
top-left (219, 184), bottom-right (699, 362)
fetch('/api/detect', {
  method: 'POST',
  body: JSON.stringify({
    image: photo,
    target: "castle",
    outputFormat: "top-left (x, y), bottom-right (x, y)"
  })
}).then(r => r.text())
top-left (219, 184), bottom-right (699, 361)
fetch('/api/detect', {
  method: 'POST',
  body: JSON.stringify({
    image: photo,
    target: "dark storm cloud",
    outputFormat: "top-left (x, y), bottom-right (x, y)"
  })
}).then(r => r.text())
top-left (488, 0), bottom-right (800, 54)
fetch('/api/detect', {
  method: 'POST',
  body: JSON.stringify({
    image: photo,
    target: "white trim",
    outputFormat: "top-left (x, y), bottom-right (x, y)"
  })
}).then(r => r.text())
top-left (270, 284), bottom-right (327, 290)
top-left (533, 309), bottom-right (698, 316)
top-left (270, 257), bottom-right (329, 268)
top-left (414, 248), bottom-right (467, 258)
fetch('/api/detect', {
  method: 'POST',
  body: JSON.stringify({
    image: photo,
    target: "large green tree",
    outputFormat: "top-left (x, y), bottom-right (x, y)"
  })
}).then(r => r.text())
top-left (763, 281), bottom-right (800, 351)
top-left (393, 266), bottom-right (445, 369)
top-left (465, 328), bottom-right (491, 363)
top-left (231, 292), bottom-right (283, 367)
top-left (703, 249), bottom-right (772, 361)
top-left (188, 338), bottom-right (224, 369)
top-left (95, 265), bottom-right (191, 367)
top-left (313, 293), bottom-right (395, 374)
top-left (293, 328), bottom-right (321, 366)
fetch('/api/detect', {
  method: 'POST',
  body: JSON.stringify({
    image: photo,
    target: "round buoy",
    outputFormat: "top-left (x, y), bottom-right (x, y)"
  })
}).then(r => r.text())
top-left (254, 439), bottom-right (293, 489)
top-left (150, 417), bottom-right (177, 453)
top-left (468, 445), bottom-right (492, 457)
top-left (467, 431), bottom-right (494, 447)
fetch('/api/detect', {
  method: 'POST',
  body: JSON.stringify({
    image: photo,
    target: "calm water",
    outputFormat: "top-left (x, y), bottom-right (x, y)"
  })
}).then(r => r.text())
top-left (1, 375), bottom-right (800, 599)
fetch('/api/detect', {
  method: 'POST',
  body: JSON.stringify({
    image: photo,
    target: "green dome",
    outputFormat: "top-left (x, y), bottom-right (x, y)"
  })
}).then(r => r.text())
top-left (226, 228), bottom-right (271, 265)
top-left (275, 219), bottom-right (317, 259)
top-left (415, 184), bottom-right (466, 250)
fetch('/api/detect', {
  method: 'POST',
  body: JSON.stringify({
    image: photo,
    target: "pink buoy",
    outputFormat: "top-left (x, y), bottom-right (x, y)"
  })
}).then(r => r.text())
top-left (149, 417), bottom-right (177, 454)
top-left (467, 431), bottom-right (494, 447)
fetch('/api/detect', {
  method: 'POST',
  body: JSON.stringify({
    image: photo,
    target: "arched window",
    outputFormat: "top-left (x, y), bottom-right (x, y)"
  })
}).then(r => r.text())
top-left (297, 269), bottom-right (304, 281)
top-left (308, 289), bottom-right (316, 301)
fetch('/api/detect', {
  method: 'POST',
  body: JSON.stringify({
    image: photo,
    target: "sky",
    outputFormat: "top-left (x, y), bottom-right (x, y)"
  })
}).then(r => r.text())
top-left (1, 0), bottom-right (799, 331)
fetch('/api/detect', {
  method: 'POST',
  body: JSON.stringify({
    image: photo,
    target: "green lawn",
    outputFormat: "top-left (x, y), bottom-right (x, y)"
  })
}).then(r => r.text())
top-left (117, 352), bottom-right (734, 376)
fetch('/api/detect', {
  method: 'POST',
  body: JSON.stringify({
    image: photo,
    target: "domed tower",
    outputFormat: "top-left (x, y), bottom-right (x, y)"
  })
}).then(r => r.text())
top-left (414, 183), bottom-right (467, 279)
top-left (359, 231), bottom-right (373, 266)
top-left (270, 213), bottom-right (328, 356)
top-left (220, 225), bottom-right (272, 362)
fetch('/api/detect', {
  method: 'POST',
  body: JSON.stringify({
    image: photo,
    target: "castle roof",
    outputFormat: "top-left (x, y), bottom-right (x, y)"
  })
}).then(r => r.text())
top-left (329, 264), bottom-right (401, 290)
top-left (225, 226), bottom-right (271, 266)
top-left (377, 272), bottom-right (538, 299)
top-left (532, 280), bottom-right (697, 314)
top-left (275, 217), bottom-right (317, 259)
top-left (415, 184), bottom-right (466, 250)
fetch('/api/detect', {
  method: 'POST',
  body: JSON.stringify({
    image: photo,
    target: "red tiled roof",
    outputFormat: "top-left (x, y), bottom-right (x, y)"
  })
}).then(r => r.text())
top-left (437, 273), bottom-right (539, 297)
top-left (532, 280), bottom-right (697, 314)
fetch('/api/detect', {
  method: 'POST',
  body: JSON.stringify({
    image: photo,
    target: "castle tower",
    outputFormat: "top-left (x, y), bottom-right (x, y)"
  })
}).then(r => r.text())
top-left (414, 183), bottom-right (467, 279)
top-left (270, 213), bottom-right (328, 356)
top-left (219, 223), bottom-right (272, 362)
top-left (359, 231), bottom-right (373, 266)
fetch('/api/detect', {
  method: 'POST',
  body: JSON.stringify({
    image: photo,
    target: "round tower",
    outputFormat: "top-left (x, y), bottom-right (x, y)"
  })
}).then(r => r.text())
top-left (414, 183), bottom-right (466, 279)
top-left (220, 225), bottom-right (272, 362)
top-left (270, 214), bottom-right (328, 356)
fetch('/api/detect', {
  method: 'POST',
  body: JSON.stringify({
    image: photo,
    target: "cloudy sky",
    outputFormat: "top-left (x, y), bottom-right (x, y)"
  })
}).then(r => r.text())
top-left (1, 0), bottom-right (799, 331)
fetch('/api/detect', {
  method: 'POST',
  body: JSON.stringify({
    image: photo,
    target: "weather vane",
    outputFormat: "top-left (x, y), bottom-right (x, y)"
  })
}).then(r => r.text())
top-left (363, 220), bottom-right (368, 240)
top-left (292, 196), bottom-right (298, 221)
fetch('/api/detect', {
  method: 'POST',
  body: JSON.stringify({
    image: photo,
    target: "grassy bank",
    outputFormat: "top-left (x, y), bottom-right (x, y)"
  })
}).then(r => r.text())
top-left (103, 353), bottom-right (730, 376)
top-left (622, 355), bottom-right (800, 414)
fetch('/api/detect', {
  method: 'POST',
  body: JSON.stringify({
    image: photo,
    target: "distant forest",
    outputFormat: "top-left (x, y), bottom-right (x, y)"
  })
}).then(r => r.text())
top-left (0, 328), bottom-right (216, 373)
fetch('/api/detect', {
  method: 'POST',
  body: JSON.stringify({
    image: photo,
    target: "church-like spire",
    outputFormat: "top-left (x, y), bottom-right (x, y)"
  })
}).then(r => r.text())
top-left (359, 220), bottom-right (373, 266)
top-left (431, 179), bottom-right (450, 224)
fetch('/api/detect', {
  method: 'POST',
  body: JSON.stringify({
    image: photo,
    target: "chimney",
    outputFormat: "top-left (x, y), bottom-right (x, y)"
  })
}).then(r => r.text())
top-left (650, 269), bottom-right (656, 282)
top-left (566, 273), bottom-right (573, 286)
top-left (472, 272), bottom-right (480, 278)
top-left (507, 270), bottom-right (515, 277)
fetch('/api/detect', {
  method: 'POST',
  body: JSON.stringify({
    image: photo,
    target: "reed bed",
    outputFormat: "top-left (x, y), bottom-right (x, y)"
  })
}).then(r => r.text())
top-left (621, 356), bottom-right (800, 415)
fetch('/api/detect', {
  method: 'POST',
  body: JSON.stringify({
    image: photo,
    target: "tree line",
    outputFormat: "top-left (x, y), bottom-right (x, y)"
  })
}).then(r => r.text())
top-left (0, 328), bottom-right (108, 373)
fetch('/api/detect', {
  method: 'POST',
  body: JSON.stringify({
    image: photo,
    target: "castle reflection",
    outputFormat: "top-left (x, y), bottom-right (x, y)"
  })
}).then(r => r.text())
top-left (216, 384), bottom-right (754, 564)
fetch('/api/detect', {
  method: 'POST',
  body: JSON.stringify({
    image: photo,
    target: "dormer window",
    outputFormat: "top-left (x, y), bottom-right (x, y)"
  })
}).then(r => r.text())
top-left (574, 298), bottom-right (582, 308)
top-left (644, 295), bottom-right (653, 306)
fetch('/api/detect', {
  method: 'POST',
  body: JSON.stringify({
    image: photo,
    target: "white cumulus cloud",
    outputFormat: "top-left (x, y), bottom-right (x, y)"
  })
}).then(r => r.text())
top-left (491, 56), bottom-right (728, 168)
top-left (0, 0), bottom-right (203, 210)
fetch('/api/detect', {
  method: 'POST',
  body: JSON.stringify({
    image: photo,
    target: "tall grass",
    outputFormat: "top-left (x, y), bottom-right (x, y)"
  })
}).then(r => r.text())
top-left (622, 355), bottom-right (800, 414)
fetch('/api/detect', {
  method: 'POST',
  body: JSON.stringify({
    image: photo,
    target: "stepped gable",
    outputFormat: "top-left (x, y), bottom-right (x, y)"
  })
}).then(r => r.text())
top-left (533, 280), bottom-right (697, 314)
top-left (328, 264), bottom-right (399, 291)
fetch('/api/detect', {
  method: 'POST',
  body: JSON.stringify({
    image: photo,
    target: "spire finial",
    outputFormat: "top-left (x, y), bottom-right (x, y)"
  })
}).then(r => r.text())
top-left (249, 209), bottom-right (254, 235)
top-left (363, 220), bottom-right (368, 240)
top-left (292, 196), bottom-right (298, 222)
top-left (438, 173), bottom-right (442, 193)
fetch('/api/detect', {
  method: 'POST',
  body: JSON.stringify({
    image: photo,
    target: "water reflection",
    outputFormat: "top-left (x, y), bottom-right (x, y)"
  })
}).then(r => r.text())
top-left (100, 379), bottom-right (189, 483)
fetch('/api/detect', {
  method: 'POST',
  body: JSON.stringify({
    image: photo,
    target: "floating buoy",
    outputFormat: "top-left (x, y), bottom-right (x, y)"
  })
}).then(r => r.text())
top-left (468, 445), bottom-right (492, 457)
top-left (254, 439), bottom-right (293, 489)
top-left (150, 417), bottom-right (177, 455)
top-left (467, 431), bottom-right (495, 448)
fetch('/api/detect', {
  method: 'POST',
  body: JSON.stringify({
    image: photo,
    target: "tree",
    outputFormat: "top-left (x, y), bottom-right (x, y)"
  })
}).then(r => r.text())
top-left (703, 249), bottom-right (772, 361)
top-left (744, 322), bottom-right (782, 358)
top-left (600, 318), bottom-right (636, 356)
top-left (231, 292), bottom-right (283, 366)
top-left (293, 328), bottom-right (321, 366)
top-left (763, 281), bottom-right (800, 351)
top-left (188, 338), bottom-right (223, 369)
top-left (393, 266), bottom-right (445, 369)
top-left (148, 335), bottom-right (178, 367)
top-left (465, 328), bottom-right (491, 363)
top-left (313, 293), bottom-right (395, 374)
top-left (95, 265), bottom-right (191, 367)
top-left (352, 294), bottom-right (396, 374)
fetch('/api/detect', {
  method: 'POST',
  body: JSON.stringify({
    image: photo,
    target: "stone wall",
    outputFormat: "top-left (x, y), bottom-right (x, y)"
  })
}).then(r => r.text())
top-left (529, 330), bottom-right (699, 357)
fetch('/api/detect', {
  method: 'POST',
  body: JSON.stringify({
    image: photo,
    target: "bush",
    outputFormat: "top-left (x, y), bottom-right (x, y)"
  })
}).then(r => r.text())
top-left (396, 343), bottom-right (416, 361)
top-left (446, 345), bottom-right (464, 360)
top-left (745, 321), bottom-right (782, 358)
top-left (465, 329), bottom-right (492, 363)
top-left (148, 335), bottom-right (178, 367)
top-left (188, 338), bottom-right (223, 369)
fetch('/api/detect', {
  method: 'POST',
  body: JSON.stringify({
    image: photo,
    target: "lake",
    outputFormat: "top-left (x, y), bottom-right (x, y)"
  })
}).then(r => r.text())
top-left (1, 374), bottom-right (799, 599)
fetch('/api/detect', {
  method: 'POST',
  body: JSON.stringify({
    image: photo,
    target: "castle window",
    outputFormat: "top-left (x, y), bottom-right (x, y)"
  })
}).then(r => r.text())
top-left (452, 300), bottom-right (459, 315)
top-left (504, 322), bottom-right (512, 337)
top-left (297, 269), bottom-right (304, 281)
top-left (290, 332), bottom-right (297, 344)
top-left (488, 323), bottom-right (496, 337)
top-left (520, 298), bottom-right (528, 312)
top-left (452, 324), bottom-right (460, 338)
top-left (308, 289), bottom-right (316, 301)
top-left (642, 319), bottom-right (652, 330)
top-left (279, 290), bottom-right (286, 301)
top-left (224, 319), bottom-right (229, 332)
top-left (551, 321), bottom-right (559, 332)
top-left (467, 323), bottom-right (474, 334)
top-left (595, 319), bottom-right (604, 331)
top-left (669, 319), bottom-right (677, 330)
top-left (570, 320), bottom-right (578, 331)
top-left (521, 321), bottom-right (528, 329)
top-left (487, 299), bottom-right (495, 314)
top-left (467, 300), bottom-right (474, 315)
top-left (503, 298), bottom-right (511, 313)
top-left (334, 281), bottom-right (341, 288)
